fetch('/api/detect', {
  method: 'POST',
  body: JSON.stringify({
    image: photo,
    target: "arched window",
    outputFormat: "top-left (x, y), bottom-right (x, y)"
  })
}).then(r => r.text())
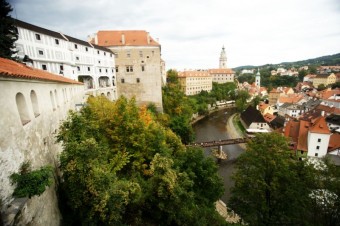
top-left (50, 91), bottom-right (56, 111)
top-left (107, 92), bottom-right (111, 100)
top-left (30, 90), bottom-right (40, 117)
top-left (16, 92), bottom-right (31, 125)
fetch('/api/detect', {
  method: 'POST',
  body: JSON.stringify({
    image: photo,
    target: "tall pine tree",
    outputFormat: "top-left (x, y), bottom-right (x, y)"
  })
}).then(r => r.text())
top-left (0, 0), bottom-right (18, 59)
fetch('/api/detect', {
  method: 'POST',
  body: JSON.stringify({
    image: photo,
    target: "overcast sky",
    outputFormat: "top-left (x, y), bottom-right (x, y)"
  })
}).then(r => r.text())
top-left (9, 0), bottom-right (340, 70)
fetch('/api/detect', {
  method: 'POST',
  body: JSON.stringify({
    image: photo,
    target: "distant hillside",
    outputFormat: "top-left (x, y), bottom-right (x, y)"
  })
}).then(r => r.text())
top-left (234, 53), bottom-right (340, 71)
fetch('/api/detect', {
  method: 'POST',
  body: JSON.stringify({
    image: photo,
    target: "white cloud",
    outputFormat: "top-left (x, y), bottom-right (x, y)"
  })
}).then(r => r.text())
top-left (9, 0), bottom-right (340, 69)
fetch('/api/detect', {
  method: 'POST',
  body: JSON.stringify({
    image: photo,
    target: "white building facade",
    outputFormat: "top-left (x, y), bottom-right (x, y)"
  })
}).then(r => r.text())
top-left (14, 19), bottom-right (117, 100)
top-left (178, 70), bottom-right (212, 96)
top-left (0, 58), bottom-right (85, 225)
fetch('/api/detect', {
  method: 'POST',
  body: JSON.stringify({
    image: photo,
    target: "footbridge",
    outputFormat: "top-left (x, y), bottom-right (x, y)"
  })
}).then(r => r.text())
top-left (187, 137), bottom-right (249, 148)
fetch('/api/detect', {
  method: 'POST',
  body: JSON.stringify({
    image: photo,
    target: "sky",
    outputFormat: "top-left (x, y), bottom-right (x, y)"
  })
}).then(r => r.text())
top-left (9, 0), bottom-right (340, 70)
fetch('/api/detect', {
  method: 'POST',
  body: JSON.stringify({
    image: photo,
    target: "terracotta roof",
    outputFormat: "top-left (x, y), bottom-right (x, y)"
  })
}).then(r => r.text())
top-left (0, 58), bottom-right (82, 84)
top-left (95, 30), bottom-right (160, 47)
top-left (278, 94), bottom-right (303, 104)
top-left (284, 120), bottom-right (300, 144)
top-left (316, 105), bottom-right (340, 115)
top-left (297, 120), bottom-right (309, 151)
top-left (263, 113), bottom-right (276, 122)
top-left (329, 133), bottom-right (340, 151)
top-left (178, 70), bottom-right (211, 78)
top-left (309, 116), bottom-right (330, 134)
top-left (209, 69), bottom-right (235, 74)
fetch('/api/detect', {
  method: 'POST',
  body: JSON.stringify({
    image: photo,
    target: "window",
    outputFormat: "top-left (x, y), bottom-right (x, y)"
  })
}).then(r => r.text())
top-left (301, 151), bottom-right (303, 154)
top-left (110, 53), bottom-right (112, 57)
top-left (77, 66), bottom-right (80, 71)
top-left (98, 60), bottom-right (101, 64)
top-left (35, 34), bottom-right (41, 40)
top-left (137, 78), bottom-right (140, 83)
top-left (76, 56), bottom-right (79, 61)
top-left (42, 64), bottom-right (47, 70)
top-left (139, 51), bottom-right (143, 57)
top-left (115, 66), bottom-right (119, 73)
top-left (74, 44), bottom-right (78, 49)
top-left (315, 153), bottom-right (318, 157)
top-left (88, 67), bottom-right (90, 72)
top-left (126, 66), bottom-right (133, 73)
top-left (104, 52), bottom-right (106, 56)
top-left (318, 138), bottom-right (321, 142)
top-left (16, 92), bottom-right (31, 125)
top-left (97, 50), bottom-right (100, 54)
top-left (127, 51), bottom-right (131, 58)
top-left (141, 65), bottom-right (145, 72)
top-left (105, 69), bottom-right (108, 73)
top-left (50, 91), bottom-right (56, 111)
top-left (38, 50), bottom-right (44, 55)
top-left (55, 39), bottom-right (59, 45)
top-left (121, 78), bottom-right (125, 83)
top-left (59, 65), bottom-right (64, 74)
top-left (54, 90), bottom-right (60, 108)
top-left (316, 146), bottom-right (320, 150)
top-left (99, 69), bottom-right (102, 73)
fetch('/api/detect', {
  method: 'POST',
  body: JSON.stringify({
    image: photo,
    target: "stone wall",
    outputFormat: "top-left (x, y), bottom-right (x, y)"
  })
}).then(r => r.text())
top-left (0, 78), bottom-right (85, 226)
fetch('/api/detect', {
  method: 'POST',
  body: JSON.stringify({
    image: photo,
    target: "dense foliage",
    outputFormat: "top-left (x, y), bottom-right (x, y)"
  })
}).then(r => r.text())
top-left (57, 96), bottom-right (225, 225)
top-left (0, 0), bottom-right (18, 59)
top-left (229, 133), bottom-right (340, 226)
top-left (10, 161), bottom-right (53, 198)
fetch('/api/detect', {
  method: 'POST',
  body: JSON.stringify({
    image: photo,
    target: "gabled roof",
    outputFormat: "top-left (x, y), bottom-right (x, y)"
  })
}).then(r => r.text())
top-left (240, 105), bottom-right (266, 127)
top-left (269, 115), bottom-right (285, 129)
top-left (263, 113), bottom-right (276, 122)
top-left (95, 30), bottom-right (160, 47)
top-left (309, 117), bottom-right (330, 134)
top-left (0, 57), bottom-right (82, 84)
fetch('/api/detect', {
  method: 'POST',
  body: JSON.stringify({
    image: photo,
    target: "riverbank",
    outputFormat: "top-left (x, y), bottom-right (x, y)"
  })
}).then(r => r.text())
top-left (191, 105), bottom-right (233, 125)
top-left (226, 113), bottom-right (246, 149)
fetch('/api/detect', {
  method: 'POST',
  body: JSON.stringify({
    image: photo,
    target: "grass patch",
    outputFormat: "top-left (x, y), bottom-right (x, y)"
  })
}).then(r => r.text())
top-left (233, 114), bottom-right (246, 135)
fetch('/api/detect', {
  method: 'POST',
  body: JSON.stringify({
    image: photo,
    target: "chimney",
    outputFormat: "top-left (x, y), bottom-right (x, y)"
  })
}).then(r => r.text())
top-left (121, 33), bottom-right (125, 45)
top-left (147, 32), bottom-right (150, 44)
top-left (321, 110), bottom-right (325, 117)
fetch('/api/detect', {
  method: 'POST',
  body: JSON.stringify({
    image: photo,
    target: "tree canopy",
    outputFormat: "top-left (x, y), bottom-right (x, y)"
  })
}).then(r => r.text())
top-left (229, 133), bottom-right (340, 226)
top-left (57, 96), bottom-right (225, 225)
top-left (0, 0), bottom-right (18, 59)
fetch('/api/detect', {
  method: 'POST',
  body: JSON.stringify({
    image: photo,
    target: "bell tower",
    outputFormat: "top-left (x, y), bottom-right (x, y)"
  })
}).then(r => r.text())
top-left (219, 45), bottom-right (227, 69)
top-left (255, 68), bottom-right (261, 88)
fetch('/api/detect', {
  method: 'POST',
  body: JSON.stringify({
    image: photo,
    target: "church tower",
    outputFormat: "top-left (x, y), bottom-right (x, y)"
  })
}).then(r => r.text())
top-left (255, 68), bottom-right (261, 88)
top-left (219, 46), bottom-right (227, 68)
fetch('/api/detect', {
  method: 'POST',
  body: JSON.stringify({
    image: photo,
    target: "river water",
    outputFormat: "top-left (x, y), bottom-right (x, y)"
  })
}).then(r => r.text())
top-left (193, 108), bottom-right (244, 203)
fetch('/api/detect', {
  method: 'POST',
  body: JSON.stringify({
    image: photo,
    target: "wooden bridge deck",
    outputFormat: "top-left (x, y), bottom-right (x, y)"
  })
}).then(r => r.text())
top-left (188, 137), bottom-right (249, 148)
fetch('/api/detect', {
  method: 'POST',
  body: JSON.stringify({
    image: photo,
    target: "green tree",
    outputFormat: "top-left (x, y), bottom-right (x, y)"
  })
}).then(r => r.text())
top-left (229, 133), bottom-right (312, 225)
top-left (298, 69), bottom-right (307, 81)
top-left (0, 0), bottom-right (18, 59)
top-left (235, 90), bottom-right (250, 112)
top-left (57, 96), bottom-right (225, 225)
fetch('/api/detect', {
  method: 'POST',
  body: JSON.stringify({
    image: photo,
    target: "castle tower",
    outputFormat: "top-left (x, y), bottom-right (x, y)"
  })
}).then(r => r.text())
top-left (255, 68), bottom-right (261, 88)
top-left (219, 45), bottom-right (227, 69)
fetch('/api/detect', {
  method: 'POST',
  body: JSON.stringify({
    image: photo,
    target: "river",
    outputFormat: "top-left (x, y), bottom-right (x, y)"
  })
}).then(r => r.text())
top-left (193, 108), bottom-right (244, 203)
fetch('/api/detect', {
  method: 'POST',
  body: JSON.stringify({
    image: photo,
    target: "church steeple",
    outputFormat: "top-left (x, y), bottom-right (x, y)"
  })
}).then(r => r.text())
top-left (255, 68), bottom-right (261, 88)
top-left (219, 45), bottom-right (227, 69)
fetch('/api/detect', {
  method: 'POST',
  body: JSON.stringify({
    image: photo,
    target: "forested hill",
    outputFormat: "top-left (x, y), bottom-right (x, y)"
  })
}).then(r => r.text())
top-left (234, 53), bottom-right (340, 70)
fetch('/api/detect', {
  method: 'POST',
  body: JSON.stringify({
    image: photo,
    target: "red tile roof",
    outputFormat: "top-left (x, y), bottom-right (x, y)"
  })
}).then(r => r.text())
top-left (263, 113), bottom-right (276, 122)
top-left (95, 30), bottom-right (160, 47)
top-left (329, 133), bottom-right (340, 151)
top-left (309, 116), bottom-right (330, 134)
top-left (0, 58), bottom-right (82, 84)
